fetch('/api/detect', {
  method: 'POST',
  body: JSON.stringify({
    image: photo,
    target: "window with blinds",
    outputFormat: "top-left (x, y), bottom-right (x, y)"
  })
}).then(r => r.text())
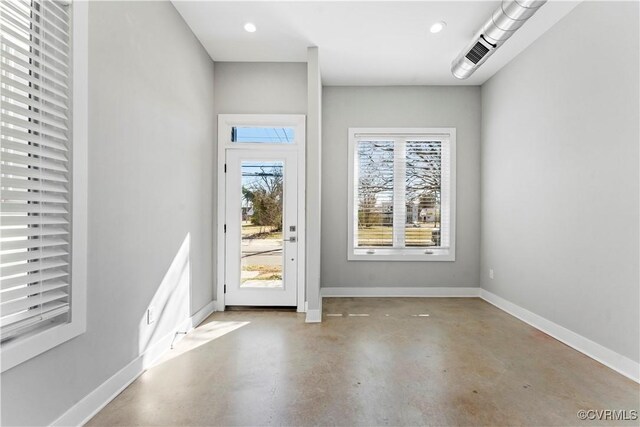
top-left (349, 128), bottom-right (456, 261)
top-left (356, 140), bottom-right (394, 247)
top-left (1, 0), bottom-right (73, 343)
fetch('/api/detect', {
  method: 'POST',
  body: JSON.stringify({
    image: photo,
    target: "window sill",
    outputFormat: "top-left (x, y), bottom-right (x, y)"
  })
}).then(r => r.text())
top-left (349, 248), bottom-right (455, 261)
top-left (0, 320), bottom-right (85, 373)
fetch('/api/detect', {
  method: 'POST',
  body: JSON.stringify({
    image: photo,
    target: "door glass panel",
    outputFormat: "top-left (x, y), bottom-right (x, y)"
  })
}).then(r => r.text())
top-left (240, 161), bottom-right (284, 288)
top-left (232, 127), bottom-right (295, 144)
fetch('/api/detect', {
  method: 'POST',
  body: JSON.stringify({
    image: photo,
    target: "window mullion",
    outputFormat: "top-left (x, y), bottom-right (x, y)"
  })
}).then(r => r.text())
top-left (393, 138), bottom-right (406, 248)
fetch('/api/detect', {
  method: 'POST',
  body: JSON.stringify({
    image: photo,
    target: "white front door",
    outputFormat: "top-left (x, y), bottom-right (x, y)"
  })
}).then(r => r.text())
top-left (225, 149), bottom-right (298, 306)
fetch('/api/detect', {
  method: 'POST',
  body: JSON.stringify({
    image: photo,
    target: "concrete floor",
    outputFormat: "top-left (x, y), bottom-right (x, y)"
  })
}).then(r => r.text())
top-left (88, 298), bottom-right (639, 426)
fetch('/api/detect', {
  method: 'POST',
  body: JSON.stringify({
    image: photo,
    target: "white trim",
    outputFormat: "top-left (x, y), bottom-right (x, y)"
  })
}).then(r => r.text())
top-left (479, 290), bottom-right (640, 383)
top-left (1, 0), bottom-right (89, 373)
top-left (70, 0), bottom-right (89, 355)
top-left (217, 114), bottom-right (306, 312)
top-left (321, 287), bottom-right (480, 297)
top-left (351, 247), bottom-right (454, 261)
top-left (296, 119), bottom-right (307, 312)
top-left (347, 127), bottom-right (456, 262)
top-left (305, 309), bottom-right (322, 323)
top-left (51, 356), bottom-right (142, 427)
top-left (51, 301), bottom-right (216, 427)
top-left (305, 297), bottom-right (322, 323)
top-left (189, 300), bottom-right (217, 329)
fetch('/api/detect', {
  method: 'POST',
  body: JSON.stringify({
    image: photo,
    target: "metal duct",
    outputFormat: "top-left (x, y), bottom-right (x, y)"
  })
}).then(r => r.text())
top-left (451, 0), bottom-right (547, 79)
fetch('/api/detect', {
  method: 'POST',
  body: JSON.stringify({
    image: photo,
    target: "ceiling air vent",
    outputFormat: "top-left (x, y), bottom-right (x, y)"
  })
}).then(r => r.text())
top-left (451, 0), bottom-right (547, 79)
top-left (465, 41), bottom-right (490, 65)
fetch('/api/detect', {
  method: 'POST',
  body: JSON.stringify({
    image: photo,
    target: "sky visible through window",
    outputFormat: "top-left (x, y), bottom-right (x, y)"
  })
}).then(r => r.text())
top-left (241, 162), bottom-right (283, 188)
top-left (232, 127), bottom-right (294, 143)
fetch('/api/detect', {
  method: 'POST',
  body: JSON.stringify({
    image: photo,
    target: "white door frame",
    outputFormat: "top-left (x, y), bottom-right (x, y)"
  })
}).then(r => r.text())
top-left (216, 114), bottom-right (306, 312)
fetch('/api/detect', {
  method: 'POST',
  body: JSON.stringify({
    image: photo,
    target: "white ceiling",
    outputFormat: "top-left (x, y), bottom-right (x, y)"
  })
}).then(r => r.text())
top-left (172, 1), bottom-right (580, 86)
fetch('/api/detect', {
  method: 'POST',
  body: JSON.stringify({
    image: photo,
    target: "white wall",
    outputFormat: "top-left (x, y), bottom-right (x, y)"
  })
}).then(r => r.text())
top-left (212, 62), bottom-right (307, 302)
top-left (0, 2), bottom-right (215, 425)
top-left (321, 86), bottom-right (481, 288)
top-left (481, 1), bottom-right (639, 363)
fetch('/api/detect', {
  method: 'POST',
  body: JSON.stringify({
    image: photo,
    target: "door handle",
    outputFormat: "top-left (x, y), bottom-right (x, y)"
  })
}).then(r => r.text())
top-left (283, 236), bottom-right (297, 243)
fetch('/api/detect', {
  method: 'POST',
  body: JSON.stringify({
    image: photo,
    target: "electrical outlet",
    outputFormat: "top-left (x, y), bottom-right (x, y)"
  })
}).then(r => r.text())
top-left (489, 269), bottom-right (494, 280)
top-left (147, 307), bottom-right (155, 325)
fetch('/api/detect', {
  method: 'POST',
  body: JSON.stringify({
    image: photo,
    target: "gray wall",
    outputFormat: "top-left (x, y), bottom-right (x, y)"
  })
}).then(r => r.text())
top-left (212, 62), bottom-right (307, 301)
top-left (306, 48), bottom-right (323, 315)
top-left (480, 1), bottom-right (639, 362)
top-left (321, 86), bottom-right (481, 288)
top-left (213, 62), bottom-right (307, 115)
top-left (0, 2), bottom-right (215, 425)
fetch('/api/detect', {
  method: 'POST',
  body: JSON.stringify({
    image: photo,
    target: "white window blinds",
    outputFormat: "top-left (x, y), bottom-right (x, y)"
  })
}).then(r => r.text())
top-left (356, 140), bottom-right (394, 247)
top-left (349, 129), bottom-right (456, 261)
top-left (1, 0), bottom-right (72, 342)
top-left (404, 139), bottom-right (451, 249)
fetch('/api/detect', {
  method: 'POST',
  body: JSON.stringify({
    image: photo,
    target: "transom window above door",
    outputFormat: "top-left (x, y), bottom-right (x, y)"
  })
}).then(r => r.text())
top-left (231, 126), bottom-right (295, 144)
top-left (348, 128), bottom-right (456, 261)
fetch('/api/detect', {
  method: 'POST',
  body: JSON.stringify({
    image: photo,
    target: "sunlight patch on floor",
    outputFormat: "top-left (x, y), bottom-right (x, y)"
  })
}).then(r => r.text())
top-left (152, 320), bottom-right (250, 366)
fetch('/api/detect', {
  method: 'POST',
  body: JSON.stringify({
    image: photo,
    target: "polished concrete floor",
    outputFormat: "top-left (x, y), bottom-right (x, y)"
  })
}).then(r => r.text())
top-left (88, 298), bottom-right (639, 426)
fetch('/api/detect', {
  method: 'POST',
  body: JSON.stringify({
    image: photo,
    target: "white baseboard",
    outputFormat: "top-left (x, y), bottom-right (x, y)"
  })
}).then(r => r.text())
top-left (305, 309), bottom-right (321, 323)
top-left (305, 297), bottom-right (322, 323)
top-left (190, 300), bottom-right (217, 329)
top-left (321, 286), bottom-right (480, 298)
top-left (51, 300), bottom-right (216, 427)
top-left (51, 354), bottom-right (144, 427)
top-left (479, 289), bottom-right (640, 383)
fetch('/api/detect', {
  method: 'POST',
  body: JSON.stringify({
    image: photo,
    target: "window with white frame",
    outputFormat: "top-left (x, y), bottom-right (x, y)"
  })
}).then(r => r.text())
top-left (348, 128), bottom-right (456, 261)
top-left (1, 0), bottom-right (87, 372)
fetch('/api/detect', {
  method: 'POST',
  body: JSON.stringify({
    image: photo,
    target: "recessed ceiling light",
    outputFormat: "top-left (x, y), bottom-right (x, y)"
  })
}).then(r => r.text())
top-left (244, 22), bottom-right (257, 33)
top-left (430, 21), bottom-right (446, 34)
